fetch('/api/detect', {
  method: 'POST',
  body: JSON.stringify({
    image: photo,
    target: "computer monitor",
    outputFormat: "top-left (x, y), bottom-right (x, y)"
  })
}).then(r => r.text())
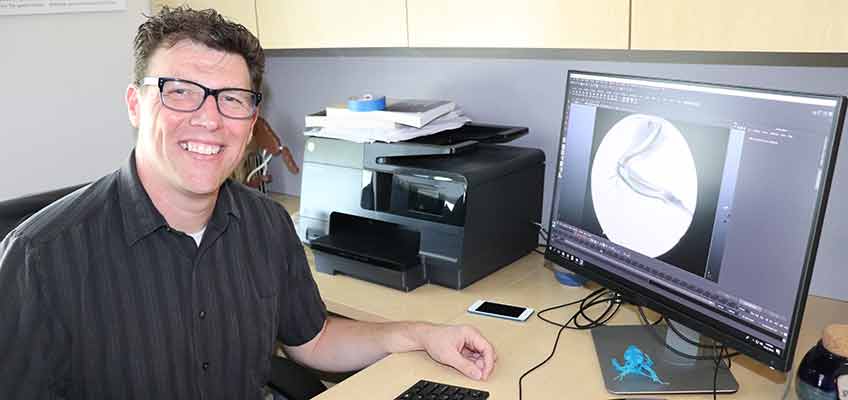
top-left (545, 71), bottom-right (844, 394)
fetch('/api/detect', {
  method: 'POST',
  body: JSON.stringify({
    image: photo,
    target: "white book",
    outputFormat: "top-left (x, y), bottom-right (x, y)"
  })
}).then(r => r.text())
top-left (305, 111), bottom-right (470, 143)
top-left (304, 110), bottom-right (400, 129)
top-left (324, 99), bottom-right (456, 128)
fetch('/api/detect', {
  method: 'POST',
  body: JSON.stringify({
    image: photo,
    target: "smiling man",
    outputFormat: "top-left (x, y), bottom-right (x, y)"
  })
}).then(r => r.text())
top-left (0, 7), bottom-right (495, 399)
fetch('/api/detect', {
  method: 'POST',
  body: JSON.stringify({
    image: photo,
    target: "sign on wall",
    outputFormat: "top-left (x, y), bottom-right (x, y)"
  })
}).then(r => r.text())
top-left (0, 0), bottom-right (126, 16)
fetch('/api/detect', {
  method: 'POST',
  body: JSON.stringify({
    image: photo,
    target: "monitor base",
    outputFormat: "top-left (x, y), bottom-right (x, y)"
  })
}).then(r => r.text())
top-left (591, 325), bottom-right (739, 395)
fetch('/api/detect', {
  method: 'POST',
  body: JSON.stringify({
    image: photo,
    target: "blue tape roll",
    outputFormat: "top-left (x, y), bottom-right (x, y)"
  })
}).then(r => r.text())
top-left (555, 270), bottom-right (587, 287)
top-left (553, 265), bottom-right (587, 287)
top-left (347, 94), bottom-right (386, 112)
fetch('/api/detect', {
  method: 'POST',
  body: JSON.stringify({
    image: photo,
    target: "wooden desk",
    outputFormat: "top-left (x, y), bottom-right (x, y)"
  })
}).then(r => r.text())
top-left (305, 246), bottom-right (541, 324)
top-left (274, 194), bottom-right (848, 399)
top-left (309, 251), bottom-right (847, 399)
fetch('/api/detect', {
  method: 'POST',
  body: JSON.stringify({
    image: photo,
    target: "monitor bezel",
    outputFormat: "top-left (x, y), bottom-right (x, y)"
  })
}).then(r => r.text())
top-left (545, 69), bottom-right (846, 371)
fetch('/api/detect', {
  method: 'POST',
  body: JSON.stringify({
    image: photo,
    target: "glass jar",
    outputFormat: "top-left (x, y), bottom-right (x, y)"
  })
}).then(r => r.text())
top-left (796, 340), bottom-right (848, 400)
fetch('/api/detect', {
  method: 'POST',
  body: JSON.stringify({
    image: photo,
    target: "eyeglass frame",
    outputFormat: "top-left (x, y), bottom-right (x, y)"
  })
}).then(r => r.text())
top-left (139, 76), bottom-right (262, 120)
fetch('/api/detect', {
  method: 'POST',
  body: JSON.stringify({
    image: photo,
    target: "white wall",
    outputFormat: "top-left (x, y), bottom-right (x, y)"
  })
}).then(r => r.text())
top-left (0, 1), bottom-right (149, 200)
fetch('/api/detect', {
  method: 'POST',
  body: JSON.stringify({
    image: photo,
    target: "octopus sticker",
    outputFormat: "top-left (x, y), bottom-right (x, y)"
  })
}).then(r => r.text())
top-left (591, 114), bottom-right (698, 258)
top-left (612, 345), bottom-right (669, 385)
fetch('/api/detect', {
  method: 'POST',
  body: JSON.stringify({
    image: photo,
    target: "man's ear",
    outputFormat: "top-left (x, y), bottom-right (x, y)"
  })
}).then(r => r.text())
top-left (126, 84), bottom-right (141, 128)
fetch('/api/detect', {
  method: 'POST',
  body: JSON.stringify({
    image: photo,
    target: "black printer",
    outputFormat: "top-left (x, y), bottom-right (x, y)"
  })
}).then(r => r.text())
top-left (298, 123), bottom-right (545, 290)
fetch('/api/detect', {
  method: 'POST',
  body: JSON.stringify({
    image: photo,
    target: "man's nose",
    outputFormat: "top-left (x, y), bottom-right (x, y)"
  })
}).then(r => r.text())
top-left (190, 94), bottom-right (223, 129)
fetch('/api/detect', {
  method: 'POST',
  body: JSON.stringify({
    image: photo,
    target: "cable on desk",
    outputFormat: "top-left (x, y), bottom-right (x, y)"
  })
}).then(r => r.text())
top-left (519, 288), bottom-right (623, 400)
top-left (711, 343), bottom-right (735, 400)
top-left (518, 317), bottom-right (567, 400)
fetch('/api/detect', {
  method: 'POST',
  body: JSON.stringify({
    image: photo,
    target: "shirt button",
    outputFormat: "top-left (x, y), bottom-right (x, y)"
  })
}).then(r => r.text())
top-left (202, 362), bottom-right (209, 370)
top-left (199, 311), bottom-right (206, 319)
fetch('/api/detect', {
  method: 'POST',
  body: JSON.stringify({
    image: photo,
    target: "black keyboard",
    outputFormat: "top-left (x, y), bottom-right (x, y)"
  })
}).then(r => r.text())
top-left (395, 379), bottom-right (489, 400)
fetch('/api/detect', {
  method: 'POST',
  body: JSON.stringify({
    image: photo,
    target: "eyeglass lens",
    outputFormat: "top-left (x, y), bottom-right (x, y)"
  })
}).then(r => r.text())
top-left (161, 80), bottom-right (258, 119)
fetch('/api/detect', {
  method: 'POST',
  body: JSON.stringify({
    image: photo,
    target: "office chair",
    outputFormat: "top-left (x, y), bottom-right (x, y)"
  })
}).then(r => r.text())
top-left (0, 184), bottom-right (328, 400)
top-left (0, 184), bottom-right (87, 239)
top-left (267, 356), bottom-right (327, 400)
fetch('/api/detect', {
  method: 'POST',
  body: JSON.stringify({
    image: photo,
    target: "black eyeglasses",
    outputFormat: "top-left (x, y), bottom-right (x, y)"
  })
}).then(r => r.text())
top-left (140, 77), bottom-right (262, 119)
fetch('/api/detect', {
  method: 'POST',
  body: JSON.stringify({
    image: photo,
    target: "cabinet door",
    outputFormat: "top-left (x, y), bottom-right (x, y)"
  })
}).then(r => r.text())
top-left (152, 0), bottom-right (258, 35)
top-left (631, 0), bottom-right (848, 52)
top-left (256, 0), bottom-right (407, 49)
top-left (407, 0), bottom-right (629, 49)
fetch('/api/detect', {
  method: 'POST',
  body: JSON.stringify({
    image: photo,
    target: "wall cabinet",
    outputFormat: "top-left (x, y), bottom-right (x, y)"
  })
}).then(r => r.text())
top-left (152, 0), bottom-right (258, 35)
top-left (154, 0), bottom-right (848, 53)
top-left (631, 0), bottom-right (848, 52)
top-left (407, 0), bottom-right (629, 49)
top-left (255, 0), bottom-right (407, 49)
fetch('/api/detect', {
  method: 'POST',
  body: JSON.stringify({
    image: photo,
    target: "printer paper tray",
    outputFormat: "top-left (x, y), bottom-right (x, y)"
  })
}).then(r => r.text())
top-left (312, 247), bottom-right (427, 292)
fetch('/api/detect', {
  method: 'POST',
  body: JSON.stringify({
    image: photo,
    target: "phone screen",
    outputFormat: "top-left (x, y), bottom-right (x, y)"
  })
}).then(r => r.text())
top-left (476, 301), bottom-right (526, 318)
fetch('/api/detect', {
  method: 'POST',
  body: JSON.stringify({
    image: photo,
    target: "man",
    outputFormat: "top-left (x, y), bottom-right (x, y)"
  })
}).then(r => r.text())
top-left (0, 7), bottom-right (495, 399)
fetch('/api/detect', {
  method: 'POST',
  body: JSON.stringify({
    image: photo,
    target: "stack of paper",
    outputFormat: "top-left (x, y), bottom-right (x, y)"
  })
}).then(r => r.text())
top-left (304, 98), bottom-right (470, 143)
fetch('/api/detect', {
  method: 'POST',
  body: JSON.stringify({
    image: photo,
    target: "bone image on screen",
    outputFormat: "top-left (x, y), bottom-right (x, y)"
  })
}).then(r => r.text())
top-left (590, 114), bottom-right (698, 257)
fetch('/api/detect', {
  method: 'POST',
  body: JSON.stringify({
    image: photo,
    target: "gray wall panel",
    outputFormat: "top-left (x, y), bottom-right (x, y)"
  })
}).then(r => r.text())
top-left (261, 52), bottom-right (847, 300)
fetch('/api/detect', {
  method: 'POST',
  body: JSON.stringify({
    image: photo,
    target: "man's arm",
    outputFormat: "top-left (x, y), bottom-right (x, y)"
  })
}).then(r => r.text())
top-left (283, 316), bottom-right (496, 380)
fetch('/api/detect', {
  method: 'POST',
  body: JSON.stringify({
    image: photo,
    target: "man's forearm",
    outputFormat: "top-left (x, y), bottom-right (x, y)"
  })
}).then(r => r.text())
top-left (285, 316), bottom-right (436, 373)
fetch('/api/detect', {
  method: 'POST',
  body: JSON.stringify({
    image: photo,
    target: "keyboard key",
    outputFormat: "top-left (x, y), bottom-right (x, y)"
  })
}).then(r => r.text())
top-left (432, 384), bottom-right (447, 395)
top-left (396, 380), bottom-right (489, 400)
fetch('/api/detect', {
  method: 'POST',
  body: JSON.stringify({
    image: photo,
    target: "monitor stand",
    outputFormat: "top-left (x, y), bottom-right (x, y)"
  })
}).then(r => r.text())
top-left (591, 324), bottom-right (739, 395)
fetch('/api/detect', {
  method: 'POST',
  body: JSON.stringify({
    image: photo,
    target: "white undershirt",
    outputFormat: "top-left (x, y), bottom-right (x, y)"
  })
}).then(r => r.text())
top-left (187, 227), bottom-right (206, 246)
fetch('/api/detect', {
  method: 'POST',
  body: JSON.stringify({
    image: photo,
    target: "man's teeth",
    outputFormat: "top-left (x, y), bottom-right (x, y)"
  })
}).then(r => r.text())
top-left (180, 141), bottom-right (222, 155)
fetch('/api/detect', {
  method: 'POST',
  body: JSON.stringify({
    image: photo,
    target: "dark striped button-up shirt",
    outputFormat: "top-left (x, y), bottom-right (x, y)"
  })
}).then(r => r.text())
top-left (0, 154), bottom-right (327, 399)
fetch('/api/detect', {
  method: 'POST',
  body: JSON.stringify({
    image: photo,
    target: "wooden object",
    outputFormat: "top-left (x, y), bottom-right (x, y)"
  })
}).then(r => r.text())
top-left (407, 0), bottom-right (629, 49)
top-left (631, 0), bottom-right (848, 52)
top-left (256, 0), bottom-right (407, 49)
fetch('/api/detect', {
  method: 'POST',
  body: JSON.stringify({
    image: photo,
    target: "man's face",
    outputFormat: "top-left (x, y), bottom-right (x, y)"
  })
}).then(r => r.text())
top-left (126, 40), bottom-right (257, 198)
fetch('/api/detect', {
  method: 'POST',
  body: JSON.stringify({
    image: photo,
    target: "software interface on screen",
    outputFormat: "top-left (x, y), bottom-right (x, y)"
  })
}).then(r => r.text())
top-left (548, 72), bottom-right (842, 363)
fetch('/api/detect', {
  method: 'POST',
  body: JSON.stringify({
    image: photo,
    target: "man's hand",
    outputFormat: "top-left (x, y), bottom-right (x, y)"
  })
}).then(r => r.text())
top-left (419, 324), bottom-right (497, 381)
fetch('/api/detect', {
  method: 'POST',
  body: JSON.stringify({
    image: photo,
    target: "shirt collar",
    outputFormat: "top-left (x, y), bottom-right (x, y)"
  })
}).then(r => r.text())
top-left (118, 151), bottom-right (241, 246)
top-left (208, 178), bottom-right (241, 232)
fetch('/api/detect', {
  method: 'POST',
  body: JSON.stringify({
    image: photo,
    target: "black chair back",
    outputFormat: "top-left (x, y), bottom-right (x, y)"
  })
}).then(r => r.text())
top-left (0, 184), bottom-right (87, 239)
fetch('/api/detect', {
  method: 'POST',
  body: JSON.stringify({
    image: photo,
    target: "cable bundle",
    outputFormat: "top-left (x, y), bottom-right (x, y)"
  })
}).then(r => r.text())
top-left (520, 289), bottom-right (739, 400)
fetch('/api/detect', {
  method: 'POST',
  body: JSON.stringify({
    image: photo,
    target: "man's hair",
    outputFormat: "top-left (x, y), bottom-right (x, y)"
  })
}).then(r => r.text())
top-left (133, 6), bottom-right (265, 91)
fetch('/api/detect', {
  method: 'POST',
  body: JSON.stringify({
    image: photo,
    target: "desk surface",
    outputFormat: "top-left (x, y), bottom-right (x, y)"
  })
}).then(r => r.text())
top-left (307, 250), bottom-right (848, 400)
top-left (275, 194), bottom-right (848, 399)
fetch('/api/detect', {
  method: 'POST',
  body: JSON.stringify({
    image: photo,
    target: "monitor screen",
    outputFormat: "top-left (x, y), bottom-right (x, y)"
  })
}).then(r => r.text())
top-left (546, 71), bottom-right (844, 371)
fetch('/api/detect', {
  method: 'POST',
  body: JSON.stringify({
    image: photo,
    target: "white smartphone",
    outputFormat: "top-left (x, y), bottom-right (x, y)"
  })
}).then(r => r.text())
top-left (467, 299), bottom-right (533, 322)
